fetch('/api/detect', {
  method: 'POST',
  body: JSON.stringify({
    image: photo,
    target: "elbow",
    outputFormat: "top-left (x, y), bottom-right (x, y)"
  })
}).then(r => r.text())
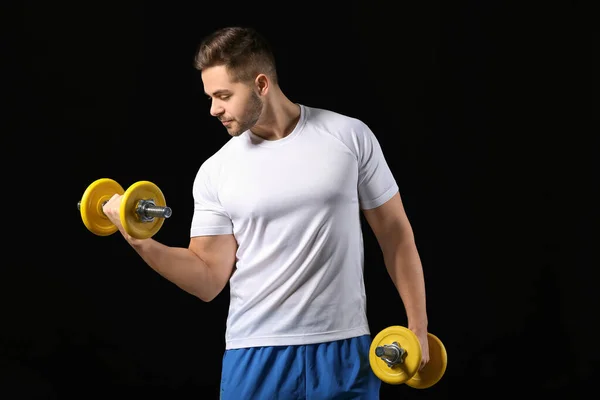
top-left (192, 288), bottom-right (217, 302)
top-left (188, 259), bottom-right (233, 303)
top-left (196, 293), bottom-right (217, 302)
top-left (380, 225), bottom-right (415, 254)
top-left (193, 285), bottom-right (224, 303)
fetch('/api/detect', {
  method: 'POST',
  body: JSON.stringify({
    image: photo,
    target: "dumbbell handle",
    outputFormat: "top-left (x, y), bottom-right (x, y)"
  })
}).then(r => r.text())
top-left (77, 199), bottom-right (172, 219)
top-left (375, 342), bottom-right (406, 365)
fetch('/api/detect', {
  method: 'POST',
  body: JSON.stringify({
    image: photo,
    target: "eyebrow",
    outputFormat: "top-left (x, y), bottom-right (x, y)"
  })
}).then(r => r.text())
top-left (205, 90), bottom-right (232, 97)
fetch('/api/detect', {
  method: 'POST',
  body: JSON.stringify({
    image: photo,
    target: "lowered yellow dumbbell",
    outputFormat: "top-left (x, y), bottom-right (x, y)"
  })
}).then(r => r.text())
top-left (369, 325), bottom-right (447, 389)
top-left (78, 178), bottom-right (172, 239)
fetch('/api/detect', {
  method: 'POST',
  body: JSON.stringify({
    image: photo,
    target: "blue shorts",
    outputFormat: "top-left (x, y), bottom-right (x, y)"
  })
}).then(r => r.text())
top-left (220, 335), bottom-right (380, 399)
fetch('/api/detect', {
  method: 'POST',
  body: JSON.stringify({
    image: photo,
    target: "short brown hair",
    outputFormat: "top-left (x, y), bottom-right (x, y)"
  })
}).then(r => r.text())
top-left (194, 26), bottom-right (278, 85)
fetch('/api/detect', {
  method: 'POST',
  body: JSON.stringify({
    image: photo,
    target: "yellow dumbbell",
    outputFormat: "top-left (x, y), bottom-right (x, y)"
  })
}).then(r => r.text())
top-left (78, 178), bottom-right (172, 239)
top-left (369, 325), bottom-right (447, 389)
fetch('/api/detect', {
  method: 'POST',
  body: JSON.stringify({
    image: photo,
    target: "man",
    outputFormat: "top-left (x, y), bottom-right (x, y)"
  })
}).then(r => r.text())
top-left (103, 26), bottom-right (430, 399)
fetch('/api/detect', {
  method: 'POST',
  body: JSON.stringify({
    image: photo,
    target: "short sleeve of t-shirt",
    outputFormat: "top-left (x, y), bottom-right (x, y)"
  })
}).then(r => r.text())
top-left (190, 159), bottom-right (234, 237)
top-left (354, 122), bottom-right (399, 210)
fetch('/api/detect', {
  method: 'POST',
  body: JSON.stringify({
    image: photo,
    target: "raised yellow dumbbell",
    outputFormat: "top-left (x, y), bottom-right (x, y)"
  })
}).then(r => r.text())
top-left (78, 178), bottom-right (172, 239)
top-left (369, 325), bottom-right (447, 389)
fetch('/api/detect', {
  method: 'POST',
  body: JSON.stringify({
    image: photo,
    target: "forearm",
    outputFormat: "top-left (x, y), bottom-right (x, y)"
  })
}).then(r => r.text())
top-left (382, 236), bottom-right (428, 332)
top-left (125, 236), bottom-right (218, 301)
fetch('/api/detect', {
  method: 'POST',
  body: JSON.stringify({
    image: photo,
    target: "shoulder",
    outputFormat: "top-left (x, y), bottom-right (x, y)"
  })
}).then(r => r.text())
top-left (303, 105), bottom-right (369, 133)
top-left (302, 104), bottom-right (376, 153)
top-left (194, 136), bottom-right (240, 182)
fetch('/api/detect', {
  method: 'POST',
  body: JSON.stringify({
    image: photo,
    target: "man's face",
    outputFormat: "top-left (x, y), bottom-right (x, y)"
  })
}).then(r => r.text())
top-left (202, 65), bottom-right (263, 137)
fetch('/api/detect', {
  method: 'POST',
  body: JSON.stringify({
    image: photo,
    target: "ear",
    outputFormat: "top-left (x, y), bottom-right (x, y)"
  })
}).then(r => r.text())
top-left (255, 74), bottom-right (269, 96)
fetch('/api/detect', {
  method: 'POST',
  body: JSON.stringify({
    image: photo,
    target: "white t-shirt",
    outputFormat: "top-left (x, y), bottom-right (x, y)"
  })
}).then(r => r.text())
top-left (190, 104), bottom-right (399, 350)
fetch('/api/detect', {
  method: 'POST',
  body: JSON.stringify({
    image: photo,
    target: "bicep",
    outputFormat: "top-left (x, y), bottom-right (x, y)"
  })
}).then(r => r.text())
top-left (189, 234), bottom-right (237, 287)
top-left (362, 192), bottom-right (415, 248)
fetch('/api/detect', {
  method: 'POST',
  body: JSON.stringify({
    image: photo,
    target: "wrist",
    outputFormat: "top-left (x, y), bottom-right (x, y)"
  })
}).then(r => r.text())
top-left (408, 320), bottom-right (428, 334)
top-left (121, 230), bottom-right (146, 248)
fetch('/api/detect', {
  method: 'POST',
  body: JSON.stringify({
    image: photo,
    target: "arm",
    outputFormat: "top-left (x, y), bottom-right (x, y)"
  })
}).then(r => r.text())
top-left (103, 194), bottom-right (237, 302)
top-left (362, 191), bottom-right (430, 364)
top-left (127, 234), bottom-right (237, 302)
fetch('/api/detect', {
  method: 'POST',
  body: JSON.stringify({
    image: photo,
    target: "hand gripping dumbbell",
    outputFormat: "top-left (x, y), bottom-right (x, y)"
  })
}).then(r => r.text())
top-left (369, 325), bottom-right (448, 389)
top-left (77, 178), bottom-right (172, 239)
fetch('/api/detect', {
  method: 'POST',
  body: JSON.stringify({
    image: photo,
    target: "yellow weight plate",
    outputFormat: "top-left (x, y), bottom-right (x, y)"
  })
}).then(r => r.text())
top-left (369, 325), bottom-right (422, 385)
top-left (80, 178), bottom-right (124, 236)
top-left (406, 333), bottom-right (447, 389)
top-left (120, 180), bottom-right (166, 239)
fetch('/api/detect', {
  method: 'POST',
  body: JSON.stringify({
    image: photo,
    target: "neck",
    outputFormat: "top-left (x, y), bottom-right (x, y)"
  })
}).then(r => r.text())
top-left (251, 87), bottom-right (301, 141)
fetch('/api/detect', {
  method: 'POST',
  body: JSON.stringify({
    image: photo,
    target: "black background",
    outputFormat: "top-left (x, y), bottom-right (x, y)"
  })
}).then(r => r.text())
top-left (5, 1), bottom-right (594, 399)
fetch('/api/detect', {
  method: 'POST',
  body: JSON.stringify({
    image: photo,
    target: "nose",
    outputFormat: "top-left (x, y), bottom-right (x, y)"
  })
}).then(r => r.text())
top-left (210, 100), bottom-right (224, 117)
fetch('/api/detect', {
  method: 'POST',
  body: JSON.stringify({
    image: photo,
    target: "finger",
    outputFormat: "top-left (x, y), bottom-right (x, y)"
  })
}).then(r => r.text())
top-left (104, 193), bottom-right (121, 209)
top-left (107, 193), bottom-right (121, 203)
